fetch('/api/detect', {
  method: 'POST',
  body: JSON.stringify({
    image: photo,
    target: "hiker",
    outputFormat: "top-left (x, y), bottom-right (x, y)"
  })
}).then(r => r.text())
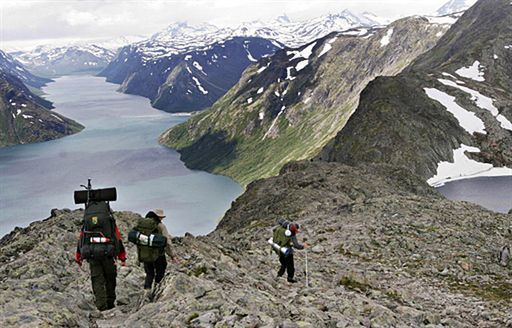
top-left (134, 209), bottom-right (177, 290)
top-left (75, 201), bottom-right (126, 311)
top-left (271, 218), bottom-right (307, 283)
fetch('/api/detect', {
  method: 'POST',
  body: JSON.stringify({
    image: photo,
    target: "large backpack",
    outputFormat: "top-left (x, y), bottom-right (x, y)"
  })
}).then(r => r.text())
top-left (135, 217), bottom-right (164, 263)
top-left (272, 226), bottom-right (291, 255)
top-left (79, 201), bottom-right (118, 260)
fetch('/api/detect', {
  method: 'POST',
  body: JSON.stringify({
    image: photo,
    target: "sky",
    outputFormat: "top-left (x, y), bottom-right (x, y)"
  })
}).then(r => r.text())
top-left (0, 0), bottom-right (457, 50)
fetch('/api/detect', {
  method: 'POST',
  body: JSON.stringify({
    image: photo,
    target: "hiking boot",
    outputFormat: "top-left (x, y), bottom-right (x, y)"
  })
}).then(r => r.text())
top-left (287, 278), bottom-right (298, 283)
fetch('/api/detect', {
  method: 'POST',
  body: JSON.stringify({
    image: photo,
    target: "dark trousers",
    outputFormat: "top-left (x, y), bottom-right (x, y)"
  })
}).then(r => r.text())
top-left (278, 253), bottom-right (295, 280)
top-left (143, 255), bottom-right (167, 289)
top-left (89, 257), bottom-right (117, 311)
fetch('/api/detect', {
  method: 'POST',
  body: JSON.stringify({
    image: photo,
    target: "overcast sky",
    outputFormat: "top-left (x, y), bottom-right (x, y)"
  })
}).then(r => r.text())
top-left (0, 0), bottom-right (454, 50)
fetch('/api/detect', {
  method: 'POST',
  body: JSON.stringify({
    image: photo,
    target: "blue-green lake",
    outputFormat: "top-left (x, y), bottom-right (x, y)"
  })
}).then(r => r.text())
top-left (0, 75), bottom-right (243, 238)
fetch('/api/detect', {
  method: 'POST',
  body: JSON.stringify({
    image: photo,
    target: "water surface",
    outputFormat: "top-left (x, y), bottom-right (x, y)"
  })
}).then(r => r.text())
top-left (437, 176), bottom-right (511, 213)
top-left (0, 76), bottom-right (243, 237)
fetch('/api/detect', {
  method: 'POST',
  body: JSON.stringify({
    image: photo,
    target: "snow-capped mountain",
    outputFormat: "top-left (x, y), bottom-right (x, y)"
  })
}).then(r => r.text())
top-left (99, 9), bottom-right (387, 112)
top-left (100, 36), bottom-right (280, 112)
top-left (11, 36), bottom-right (144, 77)
top-left (13, 44), bottom-right (115, 77)
top-left (436, 0), bottom-right (478, 15)
top-left (0, 50), bottom-right (51, 88)
top-left (231, 9), bottom-right (386, 48)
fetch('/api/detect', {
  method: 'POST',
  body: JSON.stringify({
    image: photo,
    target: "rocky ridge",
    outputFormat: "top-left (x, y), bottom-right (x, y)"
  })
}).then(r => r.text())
top-left (1, 162), bottom-right (511, 327)
top-left (160, 17), bottom-right (450, 186)
top-left (319, 0), bottom-right (512, 185)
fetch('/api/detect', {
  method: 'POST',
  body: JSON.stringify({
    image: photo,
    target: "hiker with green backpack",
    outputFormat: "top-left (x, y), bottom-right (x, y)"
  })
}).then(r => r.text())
top-left (269, 218), bottom-right (308, 283)
top-left (129, 209), bottom-right (177, 290)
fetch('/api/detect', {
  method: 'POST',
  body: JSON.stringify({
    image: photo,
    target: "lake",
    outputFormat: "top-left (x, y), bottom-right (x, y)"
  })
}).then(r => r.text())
top-left (437, 176), bottom-right (511, 214)
top-left (0, 75), bottom-right (243, 238)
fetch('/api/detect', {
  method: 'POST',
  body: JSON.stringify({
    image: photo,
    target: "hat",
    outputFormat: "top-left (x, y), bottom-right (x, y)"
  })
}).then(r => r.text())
top-left (289, 223), bottom-right (300, 234)
top-left (154, 209), bottom-right (166, 218)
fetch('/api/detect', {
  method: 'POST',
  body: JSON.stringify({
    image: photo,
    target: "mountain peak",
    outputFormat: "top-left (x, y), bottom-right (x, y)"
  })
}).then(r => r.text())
top-left (275, 14), bottom-right (291, 24)
top-left (436, 0), bottom-right (478, 15)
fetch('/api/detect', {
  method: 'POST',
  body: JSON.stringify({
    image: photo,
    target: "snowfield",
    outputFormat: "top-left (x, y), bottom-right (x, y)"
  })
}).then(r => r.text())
top-left (428, 144), bottom-right (512, 187)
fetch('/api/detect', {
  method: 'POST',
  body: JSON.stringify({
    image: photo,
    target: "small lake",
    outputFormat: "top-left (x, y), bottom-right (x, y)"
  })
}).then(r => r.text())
top-left (0, 75), bottom-right (243, 238)
top-left (437, 176), bottom-right (511, 214)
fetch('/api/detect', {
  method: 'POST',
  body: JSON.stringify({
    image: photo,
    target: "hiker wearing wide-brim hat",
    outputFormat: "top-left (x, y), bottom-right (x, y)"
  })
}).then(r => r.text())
top-left (134, 209), bottom-right (178, 290)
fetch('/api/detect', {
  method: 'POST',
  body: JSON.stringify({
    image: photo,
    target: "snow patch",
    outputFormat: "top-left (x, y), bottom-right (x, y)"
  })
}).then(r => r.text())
top-left (257, 62), bottom-right (270, 73)
top-left (247, 97), bottom-right (253, 104)
top-left (51, 114), bottom-right (63, 122)
top-left (438, 78), bottom-right (512, 131)
top-left (287, 42), bottom-right (316, 60)
top-left (286, 66), bottom-right (296, 80)
top-left (263, 105), bottom-right (286, 140)
top-left (184, 55), bottom-right (192, 61)
top-left (193, 61), bottom-right (207, 75)
top-left (257, 87), bottom-right (264, 94)
top-left (428, 144), bottom-right (512, 187)
top-left (295, 60), bottom-right (309, 72)
top-left (424, 87), bottom-right (486, 135)
top-left (258, 112), bottom-right (264, 120)
top-left (455, 60), bottom-right (485, 82)
top-left (318, 37), bottom-right (337, 58)
top-left (22, 114), bottom-right (33, 119)
top-left (380, 28), bottom-right (394, 47)
top-left (192, 76), bottom-right (208, 94)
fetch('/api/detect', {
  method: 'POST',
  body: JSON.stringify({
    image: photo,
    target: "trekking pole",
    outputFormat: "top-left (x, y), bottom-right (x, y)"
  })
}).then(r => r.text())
top-left (305, 248), bottom-right (309, 288)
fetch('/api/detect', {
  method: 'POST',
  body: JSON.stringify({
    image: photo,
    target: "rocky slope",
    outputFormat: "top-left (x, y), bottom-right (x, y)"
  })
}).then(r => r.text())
top-left (0, 71), bottom-right (83, 147)
top-left (160, 17), bottom-right (450, 186)
top-left (319, 0), bottom-right (512, 186)
top-left (0, 50), bottom-right (52, 88)
top-left (100, 37), bottom-right (281, 113)
top-left (1, 161), bottom-right (511, 327)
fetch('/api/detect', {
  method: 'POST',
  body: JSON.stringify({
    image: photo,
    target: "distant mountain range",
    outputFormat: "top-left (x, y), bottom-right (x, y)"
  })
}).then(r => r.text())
top-left (99, 10), bottom-right (389, 113)
top-left (10, 36), bottom-right (144, 77)
top-left (436, 0), bottom-right (478, 15)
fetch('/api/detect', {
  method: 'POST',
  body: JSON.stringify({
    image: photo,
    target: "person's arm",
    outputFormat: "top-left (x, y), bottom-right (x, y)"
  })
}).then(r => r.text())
top-left (291, 235), bottom-right (304, 250)
top-left (158, 223), bottom-right (174, 258)
top-left (75, 226), bottom-right (83, 266)
top-left (114, 225), bottom-right (127, 264)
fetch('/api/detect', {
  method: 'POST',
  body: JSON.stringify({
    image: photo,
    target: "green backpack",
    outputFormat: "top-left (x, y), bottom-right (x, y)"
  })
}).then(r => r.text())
top-left (272, 226), bottom-right (291, 255)
top-left (135, 217), bottom-right (163, 263)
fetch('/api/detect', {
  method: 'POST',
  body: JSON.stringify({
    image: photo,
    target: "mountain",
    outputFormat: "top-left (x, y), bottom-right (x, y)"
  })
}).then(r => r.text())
top-left (0, 71), bottom-right (83, 147)
top-left (231, 9), bottom-right (386, 48)
top-left (1, 161), bottom-right (511, 326)
top-left (13, 44), bottom-right (116, 77)
top-left (0, 50), bottom-right (52, 88)
top-left (99, 36), bottom-right (281, 112)
top-left (99, 10), bottom-right (386, 113)
top-left (319, 0), bottom-right (512, 186)
top-left (436, 0), bottom-right (478, 15)
top-left (160, 17), bottom-right (451, 186)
